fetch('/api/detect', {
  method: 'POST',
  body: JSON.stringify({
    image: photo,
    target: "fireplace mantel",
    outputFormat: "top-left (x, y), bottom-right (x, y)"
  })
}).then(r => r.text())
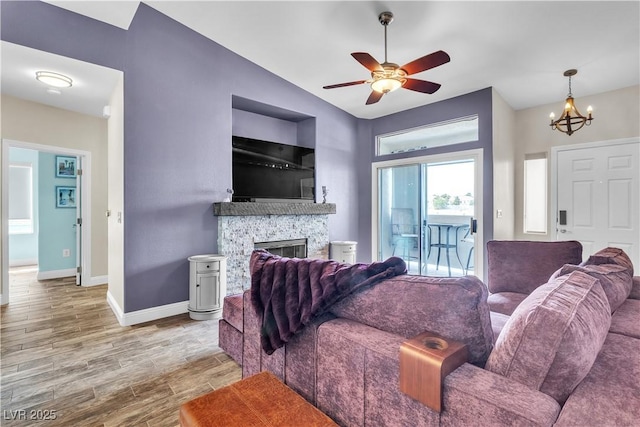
top-left (213, 202), bottom-right (336, 216)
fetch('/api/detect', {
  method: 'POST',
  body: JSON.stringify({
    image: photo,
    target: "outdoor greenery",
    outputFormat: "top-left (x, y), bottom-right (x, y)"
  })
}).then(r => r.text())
top-left (431, 192), bottom-right (473, 210)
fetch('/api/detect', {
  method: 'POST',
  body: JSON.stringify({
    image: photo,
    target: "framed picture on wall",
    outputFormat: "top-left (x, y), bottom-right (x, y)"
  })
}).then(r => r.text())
top-left (56, 186), bottom-right (76, 208)
top-left (56, 155), bottom-right (77, 178)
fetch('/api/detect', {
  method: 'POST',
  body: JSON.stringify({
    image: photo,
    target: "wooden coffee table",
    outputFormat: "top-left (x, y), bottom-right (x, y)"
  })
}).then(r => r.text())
top-left (180, 371), bottom-right (337, 426)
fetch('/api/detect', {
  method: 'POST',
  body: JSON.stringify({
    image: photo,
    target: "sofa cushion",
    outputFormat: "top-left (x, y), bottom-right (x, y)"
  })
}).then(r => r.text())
top-left (329, 274), bottom-right (493, 365)
top-left (631, 276), bottom-right (640, 300)
top-left (582, 246), bottom-right (634, 276)
top-left (487, 292), bottom-right (528, 316)
top-left (485, 271), bottom-right (611, 404)
top-left (609, 299), bottom-right (640, 339)
top-left (441, 364), bottom-right (561, 427)
top-left (487, 240), bottom-right (583, 295)
top-left (489, 311), bottom-right (510, 345)
top-left (222, 293), bottom-right (244, 332)
top-left (554, 333), bottom-right (640, 426)
top-left (218, 319), bottom-right (243, 364)
top-left (316, 319), bottom-right (440, 427)
top-left (550, 263), bottom-right (631, 313)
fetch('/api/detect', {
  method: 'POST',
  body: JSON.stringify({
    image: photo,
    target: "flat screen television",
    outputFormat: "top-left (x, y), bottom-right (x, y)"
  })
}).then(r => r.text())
top-left (232, 136), bottom-right (315, 202)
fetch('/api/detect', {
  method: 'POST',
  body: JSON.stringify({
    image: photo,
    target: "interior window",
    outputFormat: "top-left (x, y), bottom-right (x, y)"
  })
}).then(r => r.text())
top-left (9, 163), bottom-right (34, 235)
top-left (376, 115), bottom-right (479, 156)
top-left (523, 153), bottom-right (547, 234)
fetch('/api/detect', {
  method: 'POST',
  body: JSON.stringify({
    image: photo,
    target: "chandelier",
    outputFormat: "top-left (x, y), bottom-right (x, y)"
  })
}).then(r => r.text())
top-left (549, 69), bottom-right (593, 136)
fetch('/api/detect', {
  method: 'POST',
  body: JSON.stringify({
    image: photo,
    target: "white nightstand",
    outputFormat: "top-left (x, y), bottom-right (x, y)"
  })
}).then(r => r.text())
top-left (187, 254), bottom-right (227, 320)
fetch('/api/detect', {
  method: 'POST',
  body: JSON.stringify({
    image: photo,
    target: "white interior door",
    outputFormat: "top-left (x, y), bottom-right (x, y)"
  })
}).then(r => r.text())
top-left (556, 140), bottom-right (640, 265)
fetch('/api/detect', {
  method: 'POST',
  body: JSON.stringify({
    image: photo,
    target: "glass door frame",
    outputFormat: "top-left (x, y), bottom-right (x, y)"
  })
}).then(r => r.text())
top-left (371, 148), bottom-right (484, 278)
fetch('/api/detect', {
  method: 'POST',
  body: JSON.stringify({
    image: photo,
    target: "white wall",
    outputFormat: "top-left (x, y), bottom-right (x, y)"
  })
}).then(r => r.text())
top-left (107, 76), bottom-right (125, 312)
top-left (513, 85), bottom-right (640, 240)
top-left (492, 89), bottom-right (516, 240)
top-left (1, 95), bottom-right (109, 277)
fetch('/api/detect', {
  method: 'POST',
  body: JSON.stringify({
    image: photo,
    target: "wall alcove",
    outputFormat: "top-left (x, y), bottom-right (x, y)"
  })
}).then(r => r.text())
top-left (231, 95), bottom-right (317, 151)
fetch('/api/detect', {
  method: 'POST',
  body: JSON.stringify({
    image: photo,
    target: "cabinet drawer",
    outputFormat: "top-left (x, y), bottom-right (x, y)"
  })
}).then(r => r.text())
top-left (196, 261), bottom-right (219, 273)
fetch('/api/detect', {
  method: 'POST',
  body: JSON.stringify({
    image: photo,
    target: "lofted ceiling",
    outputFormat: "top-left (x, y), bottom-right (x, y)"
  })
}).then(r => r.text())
top-left (2, 1), bottom-right (639, 119)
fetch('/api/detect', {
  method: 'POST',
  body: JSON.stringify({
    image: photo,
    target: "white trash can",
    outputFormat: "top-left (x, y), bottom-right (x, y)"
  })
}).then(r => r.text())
top-left (330, 241), bottom-right (357, 264)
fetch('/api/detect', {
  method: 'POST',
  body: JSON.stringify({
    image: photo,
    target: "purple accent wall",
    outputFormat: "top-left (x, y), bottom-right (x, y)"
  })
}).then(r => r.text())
top-left (2, 2), bottom-right (494, 311)
top-left (0, 1), bottom-right (125, 70)
top-left (356, 88), bottom-right (494, 265)
top-left (2, 1), bottom-right (361, 312)
top-left (231, 110), bottom-right (298, 146)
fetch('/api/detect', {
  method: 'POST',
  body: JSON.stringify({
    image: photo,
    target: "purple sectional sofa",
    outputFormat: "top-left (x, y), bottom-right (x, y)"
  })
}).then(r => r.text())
top-left (219, 243), bottom-right (640, 426)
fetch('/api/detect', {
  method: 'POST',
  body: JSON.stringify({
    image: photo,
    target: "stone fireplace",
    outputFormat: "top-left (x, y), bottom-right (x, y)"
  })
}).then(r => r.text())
top-left (214, 202), bottom-right (336, 295)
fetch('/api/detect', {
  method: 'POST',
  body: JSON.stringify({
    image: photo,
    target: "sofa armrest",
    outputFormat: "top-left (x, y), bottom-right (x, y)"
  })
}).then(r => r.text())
top-left (441, 363), bottom-right (560, 427)
top-left (329, 274), bottom-right (494, 365)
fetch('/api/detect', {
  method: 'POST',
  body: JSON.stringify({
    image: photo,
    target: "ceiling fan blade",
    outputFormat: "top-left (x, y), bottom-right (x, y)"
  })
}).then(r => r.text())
top-left (323, 80), bottom-right (368, 89)
top-left (400, 50), bottom-right (450, 76)
top-left (366, 91), bottom-right (384, 105)
top-left (351, 52), bottom-right (383, 72)
top-left (403, 78), bottom-right (442, 94)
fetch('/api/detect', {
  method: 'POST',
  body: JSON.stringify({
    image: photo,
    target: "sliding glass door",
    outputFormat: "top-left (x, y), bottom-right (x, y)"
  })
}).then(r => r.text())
top-left (374, 151), bottom-right (482, 277)
top-left (378, 164), bottom-right (421, 272)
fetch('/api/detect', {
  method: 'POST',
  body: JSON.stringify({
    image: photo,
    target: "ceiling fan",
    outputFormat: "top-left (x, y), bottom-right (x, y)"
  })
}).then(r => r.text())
top-left (323, 11), bottom-right (450, 105)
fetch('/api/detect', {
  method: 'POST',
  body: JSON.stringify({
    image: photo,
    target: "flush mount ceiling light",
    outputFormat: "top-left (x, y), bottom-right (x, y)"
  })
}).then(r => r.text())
top-left (35, 71), bottom-right (73, 88)
top-left (549, 69), bottom-right (593, 136)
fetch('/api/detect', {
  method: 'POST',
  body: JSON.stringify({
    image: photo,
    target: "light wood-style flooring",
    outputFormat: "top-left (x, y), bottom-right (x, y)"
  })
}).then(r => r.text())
top-left (1, 266), bottom-right (241, 426)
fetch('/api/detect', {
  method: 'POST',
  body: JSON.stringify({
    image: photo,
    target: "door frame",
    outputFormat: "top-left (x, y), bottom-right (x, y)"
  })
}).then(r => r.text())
top-left (550, 136), bottom-right (640, 246)
top-left (371, 148), bottom-right (484, 278)
top-left (1, 139), bottom-right (92, 304)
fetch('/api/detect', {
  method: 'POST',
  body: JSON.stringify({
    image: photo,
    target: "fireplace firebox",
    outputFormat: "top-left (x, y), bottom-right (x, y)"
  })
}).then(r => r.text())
top-left (254, 239), bottom-right (307, 258)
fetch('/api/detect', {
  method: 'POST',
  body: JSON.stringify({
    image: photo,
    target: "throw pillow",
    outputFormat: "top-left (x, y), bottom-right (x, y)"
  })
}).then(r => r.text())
top-left (582, 247), bottom-right (634, 276)
top-left (485, 271), bottom-right (610, 404)
top-left (552, 264), bottom-right (631, 313)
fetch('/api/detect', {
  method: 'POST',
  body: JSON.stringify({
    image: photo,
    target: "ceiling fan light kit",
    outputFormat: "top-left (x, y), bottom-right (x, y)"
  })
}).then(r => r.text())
top-left (549, 69), bottom-right (593, 136)
top-left (323, 11), bottom-right (450, 105)
top-left (370, 66), bottom-right (406, 94)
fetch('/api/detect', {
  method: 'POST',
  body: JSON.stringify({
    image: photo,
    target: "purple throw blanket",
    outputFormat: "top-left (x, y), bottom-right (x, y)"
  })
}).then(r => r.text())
top-left (250, 249), bottom-right (407, 354)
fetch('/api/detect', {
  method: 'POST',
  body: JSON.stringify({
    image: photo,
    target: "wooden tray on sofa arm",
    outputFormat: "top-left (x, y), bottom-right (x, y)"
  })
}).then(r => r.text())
top-left (399, 331), bottom-right (468, 412)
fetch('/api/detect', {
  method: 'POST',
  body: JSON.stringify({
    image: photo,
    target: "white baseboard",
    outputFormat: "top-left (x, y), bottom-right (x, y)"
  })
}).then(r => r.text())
top-left (9, 259), bottom-right (38, 268)
top-left (34, 271), bottom-right (106, 286)
top-left (106, 290), bottom-right (189, 326)
top-left (85, 275), bottom-right (108, 287)
top-left (37, 268), bottom-right (76, 281)
top-left (106, 290), bottom-right (125, 325)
